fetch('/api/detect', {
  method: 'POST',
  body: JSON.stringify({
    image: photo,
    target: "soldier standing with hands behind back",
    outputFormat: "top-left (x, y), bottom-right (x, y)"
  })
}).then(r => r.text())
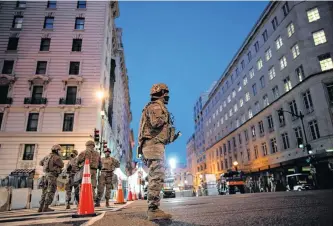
top-left (95, 148), bottom-right (120, 207)
top-left (65, 149), bottom-right (80, 209)
top-left (138, 83), bottom-right (181, 221)
top-left (38, 144), bottom-right (64, 212)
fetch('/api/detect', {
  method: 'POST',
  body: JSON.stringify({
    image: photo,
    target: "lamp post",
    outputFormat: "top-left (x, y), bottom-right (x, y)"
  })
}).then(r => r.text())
top-left (233, 161), bottom-right (239, 171)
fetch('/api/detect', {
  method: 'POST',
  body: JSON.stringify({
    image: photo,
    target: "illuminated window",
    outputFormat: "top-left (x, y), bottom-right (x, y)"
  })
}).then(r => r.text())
top-left (318, 53), bottom-right (333, 71)
top-left (245, 92), bottom-right (250, 102)
top-left (265, 48), bottom-right (272, 61)
top-left (280, 56), bottom-right (287, 70)
top-left (287, 23), bottom-right (295, 37)
top-left (307, 8), bottom-right (320, 23)
top-left (269, 66), bottom-right (276, 80)
top-left (276, 36), bottom-right (283, 50)
top-left (257, 58), bottom-right (263, 70)
top-left (313, 30), bottom-right (327, 46)
top-left (291, 44), bottom-right (300, 59)
top-left (249, 68), bottom-right (255, 79)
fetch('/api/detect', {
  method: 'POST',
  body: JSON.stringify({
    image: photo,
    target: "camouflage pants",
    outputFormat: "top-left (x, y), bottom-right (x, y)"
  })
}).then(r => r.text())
top-left (40, 174), bottom-right (57, 206)
top-left (91, 169), bottom-right (97, 201)
top-left (97, 171), bottom-right (114, 201)
top-left (65, 175), bottom-right (80, 203)
top-left (146, 159), bottom-right (165, 210)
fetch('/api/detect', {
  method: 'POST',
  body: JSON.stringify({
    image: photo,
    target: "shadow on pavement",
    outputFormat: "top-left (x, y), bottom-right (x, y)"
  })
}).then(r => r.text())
top-left (153, 219), bottom-right (205, 226)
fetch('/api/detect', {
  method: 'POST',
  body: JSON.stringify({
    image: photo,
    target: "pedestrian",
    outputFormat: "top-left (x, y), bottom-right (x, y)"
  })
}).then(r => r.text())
top-left (270, 175), bottom-right (276, 192)
top-left (76, 140), bottom-right (101, 205)
top-left (38, 144), bottom-right (64, 212)
top-left (137, 83), bottom-right (181, 221)
top-left (95, 148), bottom-right (120, 207)
top-left (65, 149), bottom-right (80, 209)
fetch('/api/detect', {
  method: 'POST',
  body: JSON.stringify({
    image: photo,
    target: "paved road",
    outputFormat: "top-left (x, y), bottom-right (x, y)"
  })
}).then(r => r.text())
top-left (93, 190), bottom-right (332, 226)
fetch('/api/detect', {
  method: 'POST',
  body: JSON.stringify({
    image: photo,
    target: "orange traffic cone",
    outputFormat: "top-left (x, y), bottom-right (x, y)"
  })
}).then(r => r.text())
top-left (72, 159), bottom-right (97, 218)
top-left (133, 188), bottom-right (137, 200)
top-left (114, 179), bottom-right (126, 205)
top-left (127, 185), bottom-right (133, 201)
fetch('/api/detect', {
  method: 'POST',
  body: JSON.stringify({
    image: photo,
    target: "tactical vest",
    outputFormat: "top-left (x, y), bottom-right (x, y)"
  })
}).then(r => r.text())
top-left (138, 100), bottom-right (175, 145)
top-left (43, 153), bottom-right (61, 174)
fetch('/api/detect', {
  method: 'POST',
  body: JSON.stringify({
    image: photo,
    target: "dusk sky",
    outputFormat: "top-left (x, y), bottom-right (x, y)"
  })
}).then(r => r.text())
top-left (116, 1), bottom-right (268, 164)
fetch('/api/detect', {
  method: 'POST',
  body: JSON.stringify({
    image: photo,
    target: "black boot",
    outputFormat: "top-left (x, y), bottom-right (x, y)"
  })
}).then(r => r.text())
top-left (42, 204), bottom-right (55, 212)
top-left (38, 202), bottom-right (44, 212)
top-left (95, 200), bottom-right (100, 207)
top-left (66, 201), bottom-right (71, 209)
top-left (106, 200), bottom-right (109, 207)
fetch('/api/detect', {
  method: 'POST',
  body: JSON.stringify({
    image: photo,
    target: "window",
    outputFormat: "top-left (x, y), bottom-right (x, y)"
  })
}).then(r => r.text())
top-left (247, 149), bottom-right (250, 160)
top-left (31, 86), bottom-right (43, 103)
top-left (276, 36), bottom-right (283, 50)
top-left (231, 73), bottom-right (235, 83)
top-left (260, 76), bottom-right (265, 88)
top-left (252, 83), bottom-right (257, 96)
top-left (0, 113), bottom-right (3, 129)
top-left (228, 141), bottom-right (231, 151)
top-left (263, 95), bottom-right (269, 107)
top-left (282, 2), bottom-right (290, 16)
top-left (2, 60), bottom-right (14, 74)
top-left (270, 138), bottom-right (278, 153)
top-left (75, 18), bottom-right (85, 30)
top-left (247, 51), bottom-right (252, 62)
top-left (318, 53), bottom-right (333, 71)
top-left (238, 82), bottom-right (242, 92)
top-left (303, 90), bottom-right (314, 112)
top-left (220, 105), bottom-right (223, 112)
top-left (272, 86), bottom-right (279, 99)
top-left (47, 1), bottom-right (57, 8)
top-left (233, 137), bottom-right (236, 148)
top-left (281, 132), bottom-right (290, 149)
top-left (69, 62), bottom-right (80, 75)
top-left (232, 89), bottom-right (236, 98)
top-left (251, 126), bottom-right (256, 138)
top-left (44, 17), bottom-right (54, 29)
top-left (241, 60), bottom-right (245, 70)
top-left (259, 121), bottom-right (264, 135)
top-left (234, 104), bottom-right (238, 113)
top-left (225, 113), bottom-right (228, 120)
top-left (229, 109), bottom-right (233, 117)
top-left (254, 146), bottom-right (259, 159)
top-left (289, 100), bottom-right (298, 119)
top-left (66, 86), bottom-right (77, 104)
top-left (296, 65), bottom-right (305, 82)
top-left (283, 77), bottom-right (292, 92)
top-left (238, 133), bottom-right (242, 144)
top-left (12, 16), bottom-right (23, 29)
top-left (280, 56), bottom-right (287, 70)
top-left (243, 76), bottom-right (248, 86)
top-left (313, 30), bottom-right (327, 45)
top-left (268, 115), bottom-right (274, 130)
top-left (26, 113), bottom-right (39, 131)
top-left (239, 98), bottom-right (244, 107)
top-left (220, 117), bottom-right (224, 125)
top-left (223, 101), bottom-right (226, 107)
top-left (272, 17), bottom-right (278, 30)
top-left (16, 1), bottom-right (26, 8)
top-left (7, 37), bottom-right (19, 51)
top-left (265, 48), bottom-right (272, 61)
top-left (248, 108), bottom-right (253, 119)
top-left (63, 113), bottom-right (74, 131)
top-left (227, 95), bottom-right (231, 103)
top-left (262, 30), bottom-right (268, 42)
top-left (325, 83), bottom-right (333, 105)
top-left (262, 142), bottom-right (268, 156)
top-left (254, 41), bottom-right (259, 53)
top-left (60, 144), bottom-right (75, 160)
top-left (72, 39), bottom-right (82, 52)
top-left (255, 101), bottom-right (260, 113)
top-left (23, 144), bottom-right (35, 160)
top-left (40, 38), bottom-right (51, 51)
top-left (244, 130), bottom-right (249, 142)
top-left (278, 108), bottom-right (285, 126)
top-left (36, 61), bottom-right (47, 74)
top-left (287, 23), bottom-right (295, 37)
top-left (269, 66), bottom-right (276, 80)
top-left (249, 68), bottom-right (255, 79)
top-left (223, 144), bottom-right (227, 154)
top-left (241, 114), bottom-right (245, 124)
top-left (245, 92), bottom-right (250, 102)
top-left (77, 0), bottom-right (86, 8)
top-left (291, 44), bottom-right (300, 59)
top-left (307, 8), bottom-right (320, 23)
top-left (309, 120), bottom-right (320, 140)
top-left (294, 127), bottom-right (303, 146)
top-left (257, 59), bottom-right (263, 70)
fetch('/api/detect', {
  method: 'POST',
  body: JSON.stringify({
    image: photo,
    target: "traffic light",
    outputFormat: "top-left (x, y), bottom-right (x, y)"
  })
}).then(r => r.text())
top-left (103, 140), bottom-right (107, 151)
top-left (306, 144), bottom-right (312, 154)
top-left (94, 129), bottom-right (100, 143)
top-left (297, 138), bottom-right (304, 149)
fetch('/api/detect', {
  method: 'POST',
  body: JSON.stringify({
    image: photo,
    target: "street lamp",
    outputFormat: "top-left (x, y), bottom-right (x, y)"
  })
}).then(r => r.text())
top-left (96, 90), bottom-right (105, 99)
top-left (233, 161), bottom-right (239, 171)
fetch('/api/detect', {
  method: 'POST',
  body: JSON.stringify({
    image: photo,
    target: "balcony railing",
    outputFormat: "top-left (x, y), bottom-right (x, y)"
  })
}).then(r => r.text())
top-left (0, 97), bottom-right (13, 105)
top-left (59, 98), bottom-right (81, 105)
top-left (24, 97), bottom-right (47, 105)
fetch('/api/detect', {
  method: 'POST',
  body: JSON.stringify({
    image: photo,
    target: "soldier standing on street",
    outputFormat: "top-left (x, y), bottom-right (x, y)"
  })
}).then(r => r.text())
top-left (137, 83), bottom-right (181, 221)
top-left (95, 148), bottom-right (120, 207)
top-left (65, 149), bottom-right (80, 209)
top-left (77, 140), bottom-right (102, 204)
top-left (38, 144), bottom-right (64, 212)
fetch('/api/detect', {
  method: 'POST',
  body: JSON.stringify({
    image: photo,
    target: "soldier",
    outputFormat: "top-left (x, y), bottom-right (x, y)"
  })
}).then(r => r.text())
top-left (137, 83), bottom-right (181, 221)
top-left (76, 140), bottom-right (101, 204)
top-left (65, 149), bottom-right (80, 209)
top-left (95, 148), bottom-right (120, 207)
top-left (38, 144), bottom-right (64, 212)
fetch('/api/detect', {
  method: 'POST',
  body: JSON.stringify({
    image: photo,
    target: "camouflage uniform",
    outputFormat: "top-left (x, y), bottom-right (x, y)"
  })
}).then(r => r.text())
top-left (138, 83), bottom-right (180, 220)
top-left (96, 148), bottom-right (120, 207)
top-left (77, 140), bottom-right (101, 202)
top-left (65, 150), bottom-right (80, 209)
top-left (38, 144), bottom-right (64, 212)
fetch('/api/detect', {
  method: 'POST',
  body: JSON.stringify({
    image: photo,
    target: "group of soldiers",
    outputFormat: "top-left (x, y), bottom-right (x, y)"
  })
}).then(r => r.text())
top-left (246, 175), bottom-right (277, 193)
top-left (38, 140), bottom-right (120, 212)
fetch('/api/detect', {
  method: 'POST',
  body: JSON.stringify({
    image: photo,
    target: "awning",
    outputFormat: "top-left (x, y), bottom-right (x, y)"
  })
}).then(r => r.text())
top-left (10, 169), bottom-right (35, 176)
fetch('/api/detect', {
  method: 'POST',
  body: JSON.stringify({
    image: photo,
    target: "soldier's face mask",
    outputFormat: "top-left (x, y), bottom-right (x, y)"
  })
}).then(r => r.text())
top-left (162, 90), bottom-right (169, 104)
top-left (105, 152), bottom-right (110, 157)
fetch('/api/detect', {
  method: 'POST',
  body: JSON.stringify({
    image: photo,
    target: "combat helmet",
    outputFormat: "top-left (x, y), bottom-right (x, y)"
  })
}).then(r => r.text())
top-left (71, 149), bottom-right (78, 156)
top-left (85, 140), bottom-right (95, 147)
top-left (150, 83), bottom-right (169, 96)
top-left (51, 144), bottom-right (62, 151)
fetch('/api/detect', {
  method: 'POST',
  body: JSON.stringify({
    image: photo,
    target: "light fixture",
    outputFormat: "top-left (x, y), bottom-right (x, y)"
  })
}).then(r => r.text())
top-left (96, 90), bottom-right (104, 99)
top-left (233, 161), bottom-right (239, 166)
top-left (100, 110), bottom-right (105, 117)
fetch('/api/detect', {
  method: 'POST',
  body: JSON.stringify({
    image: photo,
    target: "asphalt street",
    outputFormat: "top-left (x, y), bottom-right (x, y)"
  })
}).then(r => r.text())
top-left (93, 190), bottom-right (333, 226)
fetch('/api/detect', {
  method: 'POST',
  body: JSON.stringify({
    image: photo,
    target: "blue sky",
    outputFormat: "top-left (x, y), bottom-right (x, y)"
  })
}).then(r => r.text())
top-left (116, 1), bottom-right (268, 164)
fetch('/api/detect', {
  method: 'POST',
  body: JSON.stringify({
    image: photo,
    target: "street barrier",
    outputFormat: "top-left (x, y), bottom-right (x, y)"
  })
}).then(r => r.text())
top-left (0, 187), bottom-right (10, 212)
top-left (29, 189), bottom-right (43, 209)
top-left (10, 188), bottom-right (30, 210)
top-left (58, 191), bottom-right (66, 205)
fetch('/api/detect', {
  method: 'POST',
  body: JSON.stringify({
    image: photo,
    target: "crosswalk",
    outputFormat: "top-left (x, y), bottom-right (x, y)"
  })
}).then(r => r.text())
top-left (0, 202), bottom-right (131, 226)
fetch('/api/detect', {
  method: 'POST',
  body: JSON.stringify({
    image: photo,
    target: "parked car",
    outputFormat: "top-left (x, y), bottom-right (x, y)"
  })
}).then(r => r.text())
top-left (286, 173), bottom-right (314, 191)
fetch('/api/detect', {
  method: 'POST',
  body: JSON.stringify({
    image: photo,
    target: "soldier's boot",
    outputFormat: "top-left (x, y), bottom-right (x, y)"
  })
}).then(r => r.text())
top-left (94, 200), bottom-right (101, 207)
top-left (37, 202), bottom-right (44, 212)
top-left (106, 200), bottom-right (110, 207)
top-left (42, 204), bottom-right (55, 212)
top-left (66, 201), bottom-right (71, 210)
top-left (147, 209), bottom-right (172, 221)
